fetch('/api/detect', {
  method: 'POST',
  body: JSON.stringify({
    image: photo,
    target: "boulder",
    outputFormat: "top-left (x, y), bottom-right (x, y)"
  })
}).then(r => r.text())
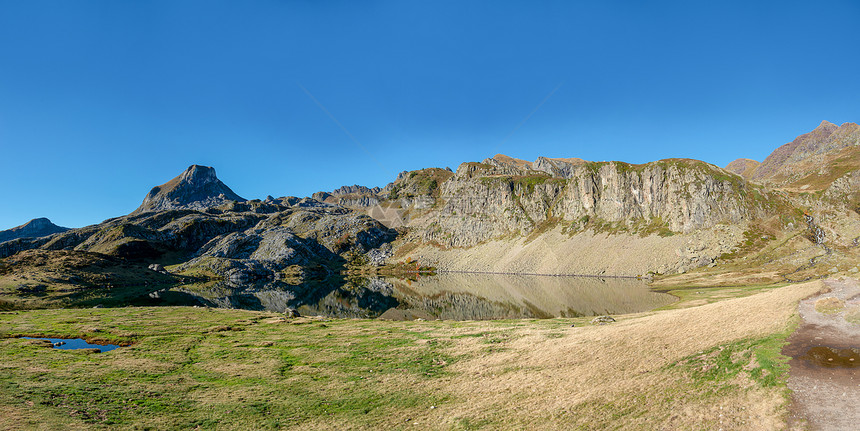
top-left (148, 263), bottom-right (169, 274)
top-left (591, 315), bottom-right (616, 325)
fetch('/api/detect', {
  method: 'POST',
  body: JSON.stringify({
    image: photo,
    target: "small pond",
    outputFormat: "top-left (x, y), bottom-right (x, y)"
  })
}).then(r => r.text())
top-left (21, 337), bottom-right (121, 352)
top-left (133, 273), bottom-right (675, 320)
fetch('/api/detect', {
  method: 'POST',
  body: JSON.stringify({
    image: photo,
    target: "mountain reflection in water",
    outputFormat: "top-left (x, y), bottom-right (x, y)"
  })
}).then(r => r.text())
top-left (145, 273), bottom-right (675, 320)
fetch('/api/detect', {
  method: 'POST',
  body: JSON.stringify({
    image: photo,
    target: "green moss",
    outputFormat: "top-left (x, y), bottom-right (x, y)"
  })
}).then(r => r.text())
top-left (668, 332), bottom-right (794, 389)
top-left (513, 174), bottom-right (551, 193)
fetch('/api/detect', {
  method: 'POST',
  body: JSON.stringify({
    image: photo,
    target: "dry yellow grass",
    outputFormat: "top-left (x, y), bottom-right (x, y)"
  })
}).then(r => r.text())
top-left (407, 280), bottom-right (825, 430)
top-left (814, 296), bottom-right (846, 314)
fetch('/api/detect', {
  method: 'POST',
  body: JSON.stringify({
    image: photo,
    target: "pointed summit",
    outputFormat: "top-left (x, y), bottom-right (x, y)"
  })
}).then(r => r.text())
top-left (132, 165), bottom-right (245, 214)
top-left (817, 120), bottom-right (837, 129)
top-left (0, 217), bottom-right (69, 243)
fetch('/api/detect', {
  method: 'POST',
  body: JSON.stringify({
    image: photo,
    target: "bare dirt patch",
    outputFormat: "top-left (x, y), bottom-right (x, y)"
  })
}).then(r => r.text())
top-left (784, 278), bottom-right (860, 430)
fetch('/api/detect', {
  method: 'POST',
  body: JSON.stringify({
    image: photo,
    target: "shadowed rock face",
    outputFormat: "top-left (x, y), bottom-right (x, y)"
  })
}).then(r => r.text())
top-left (133, 165), bottom-right (245, 214)
top-left (0, 218), bottom-right (69, 243)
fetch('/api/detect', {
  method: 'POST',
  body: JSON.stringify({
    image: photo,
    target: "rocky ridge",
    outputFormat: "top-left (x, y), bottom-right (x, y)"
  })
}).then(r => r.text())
top-left (0, 218), bottom-right (69, 243)
top-left (303, 121), bottom-right (860, 278)
top-left (5, 120), bottom-right (860, 291)
top-left (741, 121), bottom-right (860, 187)
top-left (1, 167), bottom-right (396, 293)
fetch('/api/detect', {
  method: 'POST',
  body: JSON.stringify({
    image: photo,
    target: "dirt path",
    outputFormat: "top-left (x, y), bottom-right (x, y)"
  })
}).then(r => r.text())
top-left (784, 278), bottom-right (860, 430)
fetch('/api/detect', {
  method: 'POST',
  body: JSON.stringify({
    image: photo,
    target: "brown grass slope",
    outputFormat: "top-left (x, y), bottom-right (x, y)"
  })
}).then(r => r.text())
top-left (725, 158), bottom-right (760, 179)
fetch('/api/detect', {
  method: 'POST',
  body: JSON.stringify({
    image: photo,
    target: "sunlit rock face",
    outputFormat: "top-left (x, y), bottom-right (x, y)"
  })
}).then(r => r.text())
top-left (133, 165), bottom-right (246, 214)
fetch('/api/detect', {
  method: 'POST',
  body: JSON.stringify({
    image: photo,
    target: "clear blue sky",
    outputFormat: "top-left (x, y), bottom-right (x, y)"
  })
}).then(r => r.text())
top-left (1, 1), bottom-right (859, 229)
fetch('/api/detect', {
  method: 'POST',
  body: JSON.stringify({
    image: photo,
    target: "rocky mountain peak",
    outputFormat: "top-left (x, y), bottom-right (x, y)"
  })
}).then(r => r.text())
top-left (179, 164), bottom-right (218, 185)
top-left (816, 120), bottom-right (837, 130)
top-left (751, 120), bottom-right (860, 182)
top-left (0, 217), bottom-right (69, 243)
top-left (132, 165), bottom-right (245, 214)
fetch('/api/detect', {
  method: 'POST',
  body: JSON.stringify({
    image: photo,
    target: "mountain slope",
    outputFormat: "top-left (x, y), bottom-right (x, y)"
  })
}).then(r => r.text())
top-left (133, 165), bottom-right (246, 214)
top-left (725, 158), bottom-right (760, 178)
top-left (0, 218), bottom-right (69, 243)
top-left (750, 121), bottom-right (860, 186)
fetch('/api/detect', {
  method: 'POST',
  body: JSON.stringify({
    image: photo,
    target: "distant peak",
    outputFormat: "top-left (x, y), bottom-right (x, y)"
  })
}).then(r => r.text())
top-left (816, 120), bottom-right (837, 129)
top-left (0, 217), bottom-right (69, 243)
top-left (489, 154), bottom-right (532, 168)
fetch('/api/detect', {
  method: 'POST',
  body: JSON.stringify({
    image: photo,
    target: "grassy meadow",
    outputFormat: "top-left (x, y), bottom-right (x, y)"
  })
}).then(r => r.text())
top-left (0, 280), bottom-right (823, 430)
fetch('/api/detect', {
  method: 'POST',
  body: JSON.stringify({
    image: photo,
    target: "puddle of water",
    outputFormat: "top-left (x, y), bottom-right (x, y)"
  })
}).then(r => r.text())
top-left (801, 346), bottom-right (860, 368)
top-left (21, 337), bottom-right (121, 352)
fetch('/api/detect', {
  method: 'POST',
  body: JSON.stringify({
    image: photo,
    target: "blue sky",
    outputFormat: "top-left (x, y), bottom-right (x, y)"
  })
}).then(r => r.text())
top-left (1, 1), bottom-right (859, 229)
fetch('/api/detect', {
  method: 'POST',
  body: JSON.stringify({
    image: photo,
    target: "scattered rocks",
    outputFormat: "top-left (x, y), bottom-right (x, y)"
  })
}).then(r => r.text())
top-left (591, 315), bottom-right (616, 325)
top-left (366, 243), bottom-right (393, 266)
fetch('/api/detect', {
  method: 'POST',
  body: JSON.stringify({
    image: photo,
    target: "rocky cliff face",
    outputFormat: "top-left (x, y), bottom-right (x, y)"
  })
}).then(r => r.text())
top-left (0, 218), bottom-right (69, 243)
top-left (133, 165), bottom-right (246, 214)
top-left (399, 158), bottom-right (774, 248)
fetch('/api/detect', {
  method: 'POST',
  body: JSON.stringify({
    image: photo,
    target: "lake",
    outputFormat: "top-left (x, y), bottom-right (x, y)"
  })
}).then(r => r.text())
top-left (137, 273), bottom-right (676, 320)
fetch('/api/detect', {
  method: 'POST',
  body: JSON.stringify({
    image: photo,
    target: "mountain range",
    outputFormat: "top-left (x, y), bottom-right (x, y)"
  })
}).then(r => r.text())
top-left (2, 120), bottom-right (859, 301)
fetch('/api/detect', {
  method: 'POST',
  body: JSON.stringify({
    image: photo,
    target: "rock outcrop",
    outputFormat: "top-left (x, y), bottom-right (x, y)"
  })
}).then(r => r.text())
top-left (0, 218), bottom-right (69, 243)
top-left (403, 158), bottom-right (771, 248)
top-left (133, 165), bottom-right (245, 214)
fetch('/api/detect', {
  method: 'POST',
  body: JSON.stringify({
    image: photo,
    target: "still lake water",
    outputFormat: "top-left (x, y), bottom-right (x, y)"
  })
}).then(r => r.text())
top-left (140, 273), bottom-right (675, 320)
